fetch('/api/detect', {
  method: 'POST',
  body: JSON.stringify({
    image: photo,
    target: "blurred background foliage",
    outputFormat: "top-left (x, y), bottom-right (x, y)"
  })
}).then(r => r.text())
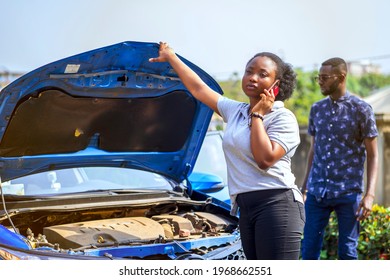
top-left (218, 70), bottom-right (390, 126)
top-left (320, 204), bottom-right (390, 260)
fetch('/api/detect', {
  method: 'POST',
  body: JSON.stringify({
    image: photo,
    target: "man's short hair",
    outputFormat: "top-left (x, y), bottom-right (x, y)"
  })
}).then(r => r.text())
top-left (322, 57), bottom-right (348, 74)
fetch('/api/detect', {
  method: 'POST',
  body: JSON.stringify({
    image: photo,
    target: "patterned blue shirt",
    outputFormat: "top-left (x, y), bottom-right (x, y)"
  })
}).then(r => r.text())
top-left (307, 91), bottom-right (378, 200)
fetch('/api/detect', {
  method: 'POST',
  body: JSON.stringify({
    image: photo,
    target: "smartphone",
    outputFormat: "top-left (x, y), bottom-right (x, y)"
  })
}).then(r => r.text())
top-left (267, 79), bottom-right (280, 97)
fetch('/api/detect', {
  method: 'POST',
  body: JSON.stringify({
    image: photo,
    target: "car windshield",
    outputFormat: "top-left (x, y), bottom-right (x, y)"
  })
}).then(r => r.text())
top-left (193, 131), bottom-right (227, 184)
top-left (1, 167), bottom-right (173, 196)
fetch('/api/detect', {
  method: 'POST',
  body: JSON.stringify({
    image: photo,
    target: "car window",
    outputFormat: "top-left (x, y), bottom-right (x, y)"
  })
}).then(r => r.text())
top-left (2, 167), bottom-right (172, 196)
top-left (193, 131), bottom-right (227, 184)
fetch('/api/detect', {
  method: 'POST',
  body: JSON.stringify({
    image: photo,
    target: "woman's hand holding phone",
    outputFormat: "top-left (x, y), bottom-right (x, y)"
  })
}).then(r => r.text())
top-left (266, 79), bottom-right (280, 97)
top-left (252, 79), bottom-right (280, 116)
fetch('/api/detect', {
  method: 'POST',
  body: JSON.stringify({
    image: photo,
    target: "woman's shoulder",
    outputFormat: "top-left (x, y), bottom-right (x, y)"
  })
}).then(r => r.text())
top-left (218, 96), bottom-right (248, 112)
top-left (219, 96), bottom-right (246, 106)
top-left (272, 102), bottom-right (297, 119)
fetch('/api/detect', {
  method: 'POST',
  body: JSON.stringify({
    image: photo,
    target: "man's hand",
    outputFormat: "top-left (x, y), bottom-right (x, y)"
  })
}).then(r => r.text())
top-left (356, 194), bottom-right (374, 221)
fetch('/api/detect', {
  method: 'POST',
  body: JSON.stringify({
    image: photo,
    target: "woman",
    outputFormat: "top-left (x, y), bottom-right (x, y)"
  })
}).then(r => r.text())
top-left (149, 42), bottom-right (304, 260)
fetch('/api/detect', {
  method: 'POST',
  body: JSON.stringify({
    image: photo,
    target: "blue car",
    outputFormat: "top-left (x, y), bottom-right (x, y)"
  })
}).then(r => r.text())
top-left (0, 41), bottom-right (243, 260)
top-left (191, 130), bottom-right (231, 210)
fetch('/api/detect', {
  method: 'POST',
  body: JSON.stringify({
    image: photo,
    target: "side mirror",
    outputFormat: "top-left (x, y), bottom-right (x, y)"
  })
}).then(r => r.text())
top-left (188, 172), bottom-right (225, 193)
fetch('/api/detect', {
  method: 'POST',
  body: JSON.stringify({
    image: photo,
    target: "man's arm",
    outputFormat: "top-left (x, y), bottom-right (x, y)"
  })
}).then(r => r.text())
top-left (301, 136), bottom-right (315, 201)
top-left (356, 137), bottom-right (379, 221)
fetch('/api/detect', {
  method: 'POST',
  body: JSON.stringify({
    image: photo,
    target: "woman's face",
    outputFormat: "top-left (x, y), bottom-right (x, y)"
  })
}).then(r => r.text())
top-left (241, 56), bottom-right (278, 99)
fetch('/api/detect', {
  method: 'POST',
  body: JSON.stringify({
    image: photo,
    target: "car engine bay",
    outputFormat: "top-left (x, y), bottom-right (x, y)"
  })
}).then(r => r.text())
top-left (1, 202), bottom-right (244, 260)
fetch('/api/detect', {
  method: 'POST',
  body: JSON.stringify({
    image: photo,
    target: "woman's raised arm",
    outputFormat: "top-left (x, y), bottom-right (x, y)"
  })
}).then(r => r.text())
top-left (149, 42), bottom-right (221, 114)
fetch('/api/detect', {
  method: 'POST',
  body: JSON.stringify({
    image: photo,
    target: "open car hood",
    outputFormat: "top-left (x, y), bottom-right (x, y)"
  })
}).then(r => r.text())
top-left (0, 41), bottom-right (223, 183)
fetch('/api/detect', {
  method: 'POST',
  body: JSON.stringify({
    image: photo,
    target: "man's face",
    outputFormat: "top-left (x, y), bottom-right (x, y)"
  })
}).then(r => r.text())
top-left (317, 65), bottom-right (341, 96)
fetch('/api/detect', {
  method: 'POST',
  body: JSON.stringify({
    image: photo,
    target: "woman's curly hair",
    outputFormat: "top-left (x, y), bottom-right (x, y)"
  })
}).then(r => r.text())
top-left (249, 52), bottom-right (297, 101)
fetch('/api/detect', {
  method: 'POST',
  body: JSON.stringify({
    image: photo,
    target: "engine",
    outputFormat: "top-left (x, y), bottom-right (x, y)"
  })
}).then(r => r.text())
top-left (2, 202), bottom-right (244, 259)
top-left (40, 212), bottom-right (233, 250)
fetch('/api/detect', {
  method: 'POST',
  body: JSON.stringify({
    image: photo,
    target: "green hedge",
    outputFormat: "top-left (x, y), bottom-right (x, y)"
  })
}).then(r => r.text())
top-left (320, 204), bottom-right (390, 260)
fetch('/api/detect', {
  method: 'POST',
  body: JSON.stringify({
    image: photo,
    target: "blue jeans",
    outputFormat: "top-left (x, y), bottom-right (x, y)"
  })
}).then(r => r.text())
top-left (301, 192), bottom-right (361, 260)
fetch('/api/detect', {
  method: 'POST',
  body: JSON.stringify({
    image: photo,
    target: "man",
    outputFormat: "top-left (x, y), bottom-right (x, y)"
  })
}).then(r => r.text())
top-left (301, 57), bottom-right (378, 260)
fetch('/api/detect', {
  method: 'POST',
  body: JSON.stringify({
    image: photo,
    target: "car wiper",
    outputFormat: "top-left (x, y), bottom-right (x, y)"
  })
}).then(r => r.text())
top-left (0, 189), bottom-right (173, 201)
top-left (72, 189), bottom-right (174, 197)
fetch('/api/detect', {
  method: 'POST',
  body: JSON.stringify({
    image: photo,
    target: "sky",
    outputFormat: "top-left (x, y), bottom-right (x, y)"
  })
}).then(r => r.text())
top-left (1, 0), bottom-right (390, 80)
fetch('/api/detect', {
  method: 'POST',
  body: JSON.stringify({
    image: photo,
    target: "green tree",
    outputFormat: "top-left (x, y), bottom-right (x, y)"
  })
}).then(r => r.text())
top-left (284, 69), bottom-right (322, 126)
top-left (217, 70), bottom-right (390, 126)
top-left (219, 71), bottom-right (246, 102)
top-left (351, 73), bottom-right (390, 97)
